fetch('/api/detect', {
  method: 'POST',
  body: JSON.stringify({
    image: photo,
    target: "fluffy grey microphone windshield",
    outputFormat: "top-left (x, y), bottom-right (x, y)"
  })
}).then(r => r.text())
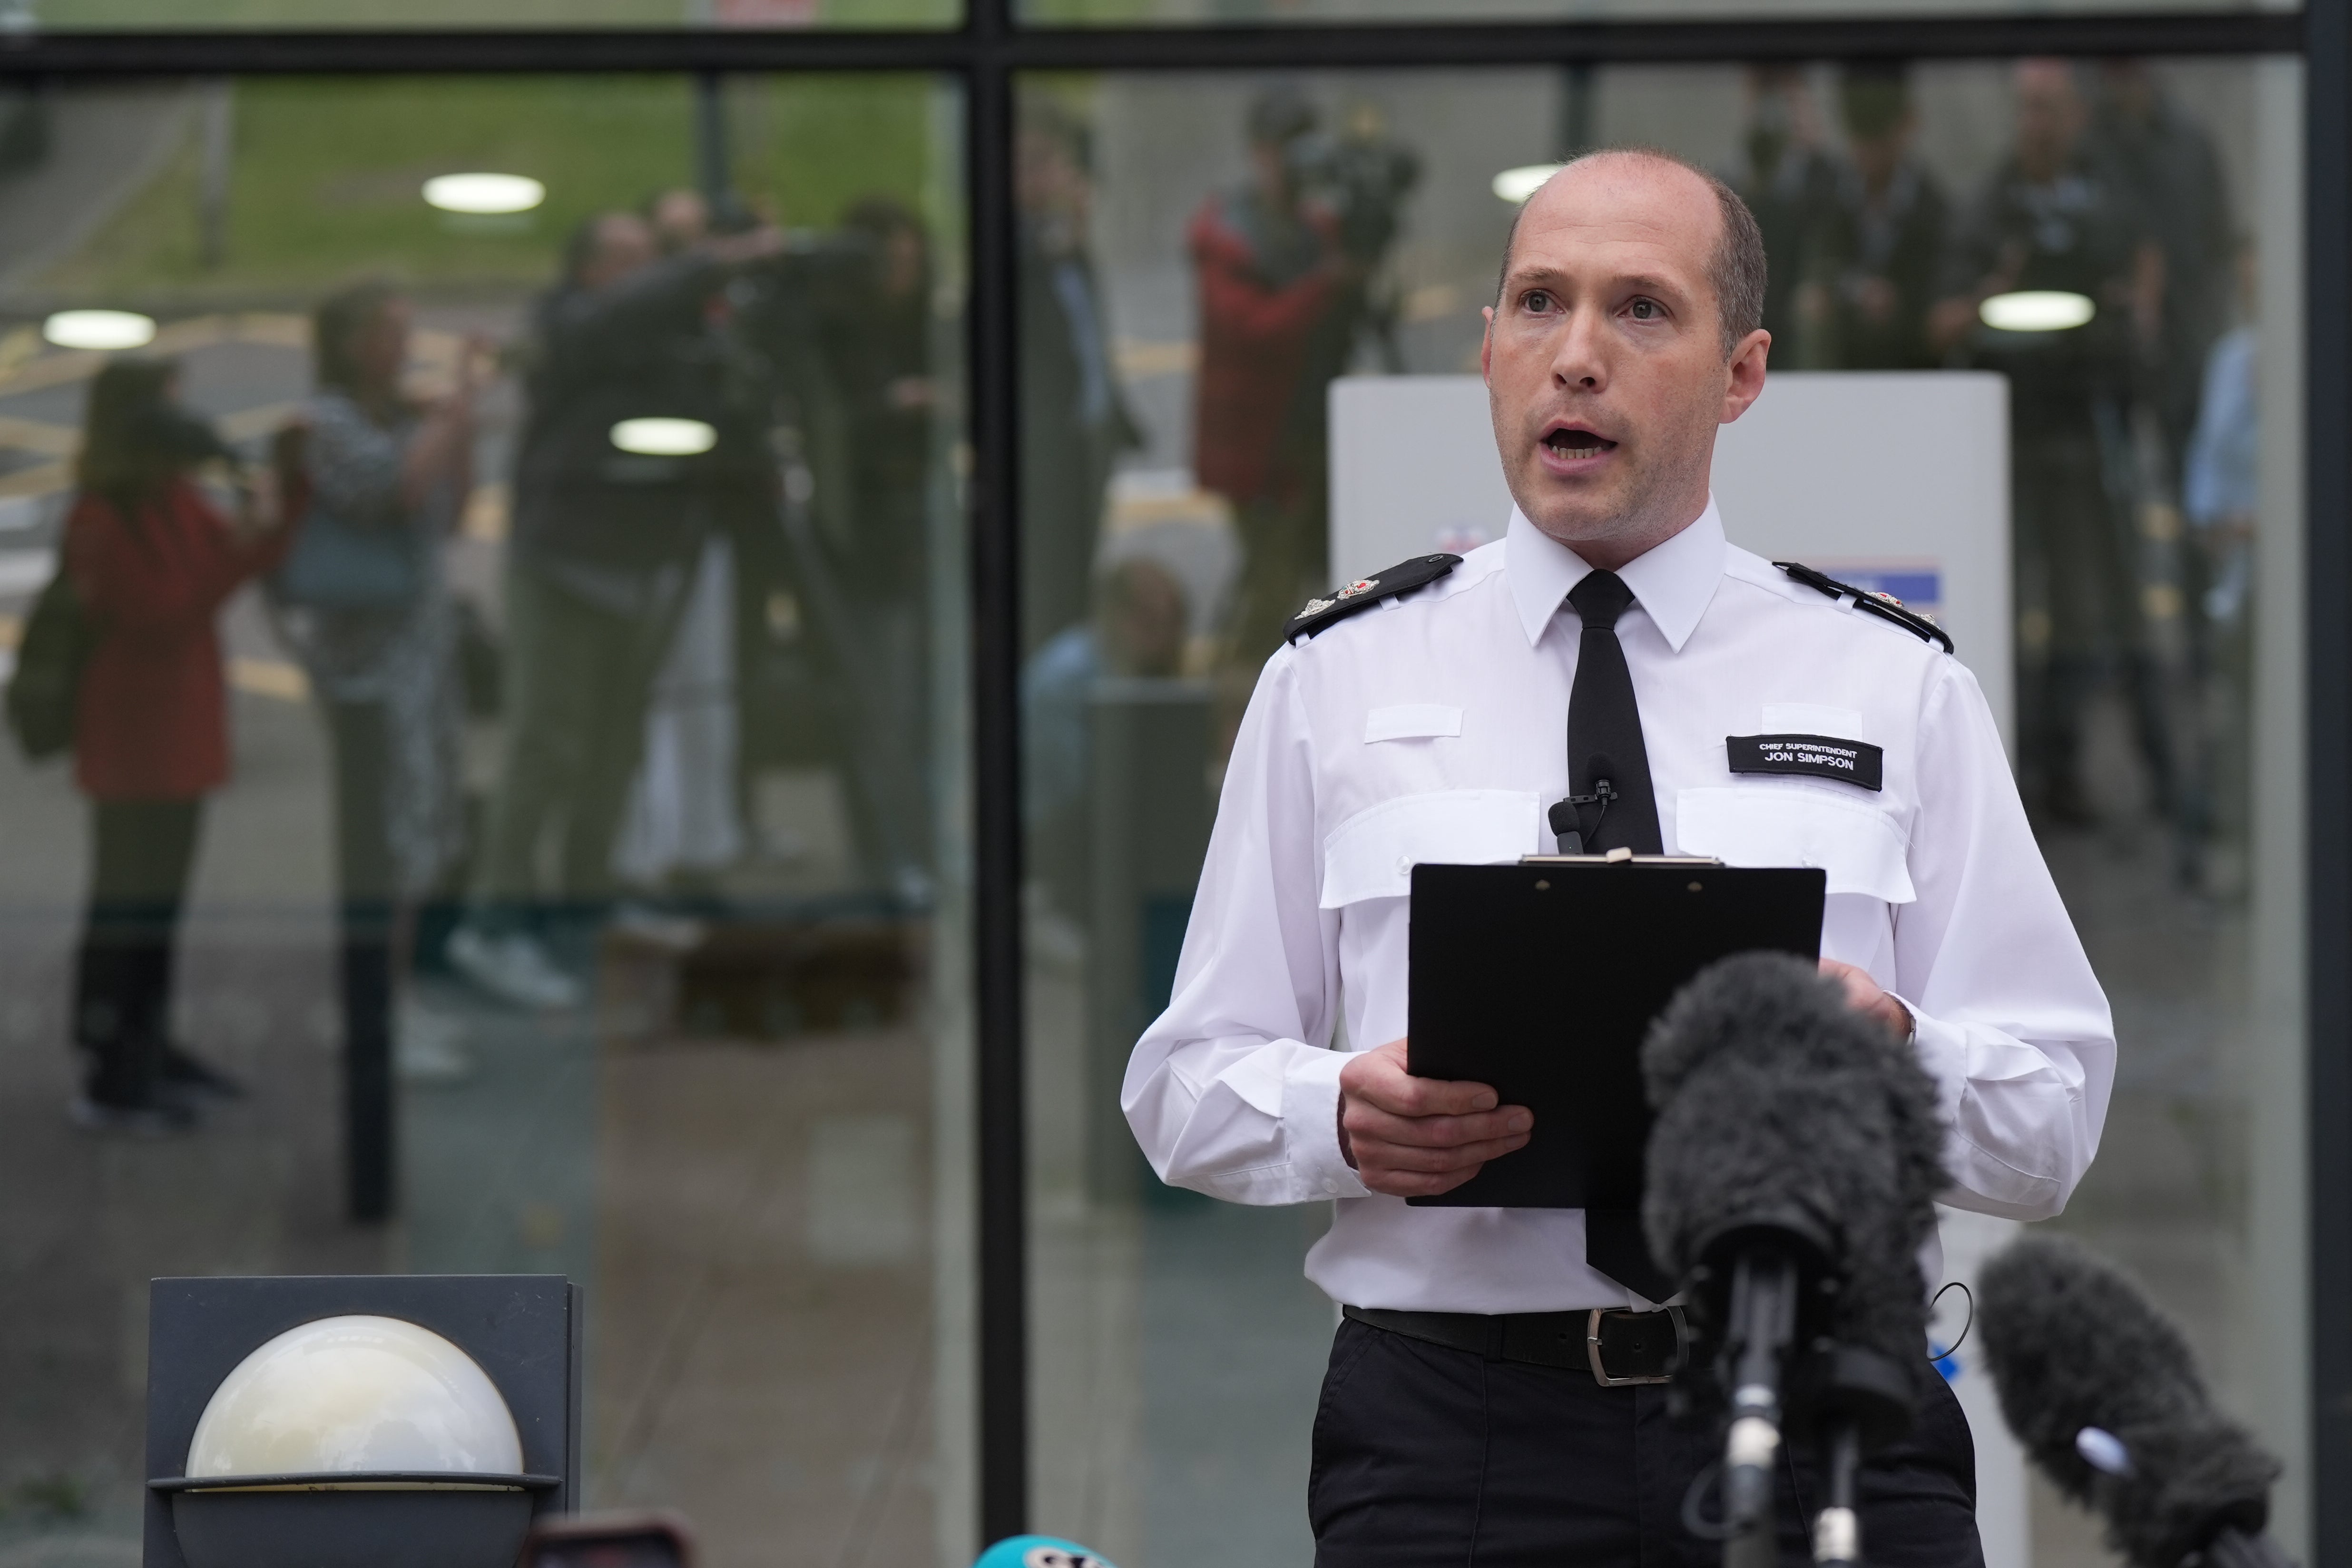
top-left (1978, 1235), bottom-right (2280, 1568)
top-left (1641, 951), bottom-right (1947, 1372)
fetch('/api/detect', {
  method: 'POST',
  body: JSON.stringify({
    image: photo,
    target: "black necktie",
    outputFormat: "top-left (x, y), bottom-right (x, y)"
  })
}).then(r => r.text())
top-left (1554, 570), bottom-right (1664, 856)
top-left (1554, 568), bottom-right (1675, 1301)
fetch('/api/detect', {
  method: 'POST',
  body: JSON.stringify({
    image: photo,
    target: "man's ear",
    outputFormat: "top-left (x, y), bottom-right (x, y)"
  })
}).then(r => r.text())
top-left (1719, 327), bottom-right (1770, 424)
top-left (1480, 304), bottom-right (1495, 385)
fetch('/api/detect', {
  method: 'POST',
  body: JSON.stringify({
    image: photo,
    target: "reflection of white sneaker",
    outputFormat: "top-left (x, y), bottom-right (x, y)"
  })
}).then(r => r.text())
top-left (396, 995), bottom-right (474, 1085)
top-left (447, 926), bottom-right (583, 1012)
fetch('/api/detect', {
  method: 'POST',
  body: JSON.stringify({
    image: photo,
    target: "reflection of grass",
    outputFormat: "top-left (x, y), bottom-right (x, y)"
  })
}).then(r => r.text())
top-left (46, 73), bottom-right (946, 306)
top-left (39, 0), bottom-right (956, 24)
top-left (734, 75), bottom-right (942, 231)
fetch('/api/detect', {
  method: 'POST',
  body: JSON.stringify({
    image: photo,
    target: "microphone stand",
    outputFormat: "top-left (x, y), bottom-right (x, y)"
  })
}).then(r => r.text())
top-left (1685, 1214), bottom-right (1917, 1568)
top-left (1797, 1344), bottom-right (1914, 1568)
top-left (1685, 1214), bottom-right (1833, 1568)
top-left (1721, 1250), bottom-right (1801, 1568)
top-left (1810, 1421), bottom-right (1862, 1568)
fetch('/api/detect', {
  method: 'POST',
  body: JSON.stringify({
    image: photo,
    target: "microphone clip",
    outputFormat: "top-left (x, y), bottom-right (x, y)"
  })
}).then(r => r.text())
top-left (1548, 777), bottom-right (1617, 854)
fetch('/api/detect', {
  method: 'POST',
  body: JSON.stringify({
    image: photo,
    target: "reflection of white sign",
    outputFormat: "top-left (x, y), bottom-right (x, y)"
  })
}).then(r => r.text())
top-left (1813, 560), bottom-right (1941, 624)
top-left (1328, 372), bottom-right (2012, 752)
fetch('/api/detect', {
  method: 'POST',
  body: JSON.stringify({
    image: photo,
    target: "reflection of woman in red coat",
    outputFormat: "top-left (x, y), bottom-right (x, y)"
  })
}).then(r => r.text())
top-left (65, 358), bottom-right (291, 1133)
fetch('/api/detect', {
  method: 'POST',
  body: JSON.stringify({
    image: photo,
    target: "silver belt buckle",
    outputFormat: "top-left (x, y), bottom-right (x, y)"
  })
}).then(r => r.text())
top-left (1585, 1306), bottom-right (1685, 1387)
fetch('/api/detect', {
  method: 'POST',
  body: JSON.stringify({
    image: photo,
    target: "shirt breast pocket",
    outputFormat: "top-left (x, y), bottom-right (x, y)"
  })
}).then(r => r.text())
top-left (1319, 789), bottom-right (1540, 909)
top-left (1674, 784), bottom-right (1916, 905)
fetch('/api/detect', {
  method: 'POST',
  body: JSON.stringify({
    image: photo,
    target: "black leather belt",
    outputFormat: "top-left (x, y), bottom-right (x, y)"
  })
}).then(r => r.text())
top-left (1343, 1303), bottom-right (1686, 1386)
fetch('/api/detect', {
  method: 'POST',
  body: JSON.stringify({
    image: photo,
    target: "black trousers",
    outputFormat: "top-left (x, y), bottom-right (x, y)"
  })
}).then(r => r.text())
top-left (1310, 1317), bottom-right (1982, 1568)
top-left (326, 699), bottom-right (395, 1221)
top-left (72, 797), bottom-right (203, 1106)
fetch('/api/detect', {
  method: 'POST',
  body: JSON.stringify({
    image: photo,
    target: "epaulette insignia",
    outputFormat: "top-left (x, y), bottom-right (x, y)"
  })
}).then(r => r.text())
top-left (1774, 560), bottom-right (1955, 654)
top-left (1282, 554), bottom-right (1462, 643)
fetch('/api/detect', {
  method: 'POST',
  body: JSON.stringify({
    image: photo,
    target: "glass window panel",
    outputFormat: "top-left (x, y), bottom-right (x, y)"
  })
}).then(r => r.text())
top-left (1023, 56), bottom-right (2306, 1563)
top-left (1027, 0), bottom-right (2288, 22)
top-left (23, 0), bottom-right (957, 30)
top-left (0, 70), bottom-right (974, 1566)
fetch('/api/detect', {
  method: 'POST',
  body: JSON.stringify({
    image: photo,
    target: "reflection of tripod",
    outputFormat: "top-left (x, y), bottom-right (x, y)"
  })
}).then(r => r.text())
top-left (1684, 1218), bottom-right (1917, 1568)
top-left (769, 443), bottom-right (929, 905)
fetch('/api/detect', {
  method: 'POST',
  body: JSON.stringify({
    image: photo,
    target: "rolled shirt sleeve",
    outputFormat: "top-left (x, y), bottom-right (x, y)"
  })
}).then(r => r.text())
top-left (1123, 653), bottom-right (1372, 1205)
top-left (1893, 661), bottom-right (2116, 1221)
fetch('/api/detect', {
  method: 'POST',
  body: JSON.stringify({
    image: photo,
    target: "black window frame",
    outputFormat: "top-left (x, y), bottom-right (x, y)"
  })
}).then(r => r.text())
top-left (5, 4), bottom-right (2340, 1555)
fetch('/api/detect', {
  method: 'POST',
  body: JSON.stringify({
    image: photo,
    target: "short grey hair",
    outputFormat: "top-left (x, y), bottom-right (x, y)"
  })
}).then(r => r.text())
top-left (1495, 147), bottom-right (1768, 359)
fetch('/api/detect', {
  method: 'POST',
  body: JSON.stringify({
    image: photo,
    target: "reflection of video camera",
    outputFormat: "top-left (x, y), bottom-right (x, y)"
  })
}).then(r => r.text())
top-left (708, 194), bottom-right (880, 292)
top-left (1284, 122), bottom-right (1421, 266)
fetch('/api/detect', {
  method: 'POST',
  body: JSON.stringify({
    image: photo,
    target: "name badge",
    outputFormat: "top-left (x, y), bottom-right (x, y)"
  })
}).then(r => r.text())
top-left (1725, 733), bottom-right (1884, 792)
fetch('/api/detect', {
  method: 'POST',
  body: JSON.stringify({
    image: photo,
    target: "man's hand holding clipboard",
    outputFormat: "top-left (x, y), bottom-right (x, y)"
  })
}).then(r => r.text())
top-left (1336, 1039), bottom-right (1536, 1198)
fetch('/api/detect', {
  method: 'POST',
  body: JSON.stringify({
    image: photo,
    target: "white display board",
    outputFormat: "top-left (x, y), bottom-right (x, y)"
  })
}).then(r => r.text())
top-left (1328, 372), bottom-right (2012, 749)
top-left (1328, 371), bottom-right (2031, 1566)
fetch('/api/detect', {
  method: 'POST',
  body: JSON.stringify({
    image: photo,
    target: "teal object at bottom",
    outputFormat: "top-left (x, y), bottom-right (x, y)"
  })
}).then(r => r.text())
top-left (974, 1535), bottom-right (1117, 1568)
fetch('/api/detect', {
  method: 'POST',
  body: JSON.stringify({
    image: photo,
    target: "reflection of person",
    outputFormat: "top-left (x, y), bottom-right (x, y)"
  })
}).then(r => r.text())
top-left (65, 358), bottom-right (291, 1133)
top-left (2086, 59), bottom-right (2234, 479)
top-left (274, 281), bottom-right (480, 1100)
top-left (1022, 554), bottom-right (1189, 835)
top-left (448, 209), bottom-right (781, 1009)
top-left (822, 196), bottom-right (940, 891)
top-left (1127, 150), bottom-right (2112, 1562)
top-left (647, 186), bottom-right (710, 255)
top-left (1932, 59), bottom-right (2165, 824)
top-left (1800, 63), bottom-right (1949, 370)
top-left (1023, 552), bottom-right (1191, 979)
top-left (2180, 241), bottom-right (2258, 886)
top-left (1019, 100), bottom-right (1143, 656)
top-left (1734, 65), bottom-right (1842, 359)
top-left (1190, 88), bottom-right (1358, 679)
top-left (825, 197), bottom-right (937, 608)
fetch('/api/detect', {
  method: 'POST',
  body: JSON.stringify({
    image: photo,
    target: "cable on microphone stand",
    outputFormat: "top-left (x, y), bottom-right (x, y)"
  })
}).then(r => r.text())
top-left (1927, 1280), bottom-right (1973, 1361)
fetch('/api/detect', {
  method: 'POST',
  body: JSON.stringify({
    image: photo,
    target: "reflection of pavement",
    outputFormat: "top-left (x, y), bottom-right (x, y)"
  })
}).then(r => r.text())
top-left (0, 670), bottom-right (352, 1555)
top-left (588, 1028), bottom-right (937, 1566)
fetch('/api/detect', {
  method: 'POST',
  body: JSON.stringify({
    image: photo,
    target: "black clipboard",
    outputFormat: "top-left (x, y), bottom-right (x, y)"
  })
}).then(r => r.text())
top-left (1404, 857), bottom-right (1826, 1209)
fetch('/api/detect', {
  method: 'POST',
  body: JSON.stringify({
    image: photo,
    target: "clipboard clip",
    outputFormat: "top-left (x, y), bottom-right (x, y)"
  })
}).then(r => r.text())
top-left (1519, 853), bottom-right (1728, 866)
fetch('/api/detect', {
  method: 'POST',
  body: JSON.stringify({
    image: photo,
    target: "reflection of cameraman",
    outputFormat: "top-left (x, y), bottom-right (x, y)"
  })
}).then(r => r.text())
top-left (1283, 103), bottom-right (1421, 371)
top-left (1193, 88), bottom-right (1412, 689)
top-left (450, 210), bottom-right (782, 1009)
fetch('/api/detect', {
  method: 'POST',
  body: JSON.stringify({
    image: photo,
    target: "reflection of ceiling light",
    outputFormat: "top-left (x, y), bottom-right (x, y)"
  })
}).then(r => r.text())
top-left (1492, 164), bottom-right (1564, 204)
top-left (1979, 290), bottom-right (2096, 332)
top-left (610, 418), bottom-right (717, 457)
top-left (44, 309), bottom-right (157, 351)
top-left (421, 173), bottom-right (546, 216)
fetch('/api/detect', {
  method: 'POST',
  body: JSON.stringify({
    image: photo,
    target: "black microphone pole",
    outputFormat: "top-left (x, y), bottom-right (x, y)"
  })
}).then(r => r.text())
top-left (1720, 1246), bottom-right (1799, 1549)
top-left (1690, 1215), bottom-right (1832, 1563)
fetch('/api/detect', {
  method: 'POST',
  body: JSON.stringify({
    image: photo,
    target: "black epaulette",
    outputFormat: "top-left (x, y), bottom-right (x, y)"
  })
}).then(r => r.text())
top-left (1775, 560), bottom-right (1955, 654)
top-left (1282, 554), bottom-right (1462, 643)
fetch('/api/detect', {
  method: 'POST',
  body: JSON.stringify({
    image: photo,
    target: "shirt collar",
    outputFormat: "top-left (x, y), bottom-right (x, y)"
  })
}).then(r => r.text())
top-left (1504, 496), bottom-right (1727, 653)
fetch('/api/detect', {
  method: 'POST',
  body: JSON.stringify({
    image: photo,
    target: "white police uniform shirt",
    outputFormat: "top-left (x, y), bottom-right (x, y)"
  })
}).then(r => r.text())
top-left (1123, 498), bottom-right (2116, 1315)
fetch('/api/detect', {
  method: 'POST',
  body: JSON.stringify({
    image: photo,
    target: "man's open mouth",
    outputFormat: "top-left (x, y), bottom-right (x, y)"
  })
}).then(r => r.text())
top-left (1543, 426), bottom-right (1617, 460)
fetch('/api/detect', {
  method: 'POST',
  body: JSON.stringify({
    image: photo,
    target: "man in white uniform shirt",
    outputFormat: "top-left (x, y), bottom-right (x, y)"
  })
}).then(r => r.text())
top-left (1123, 148), bottom-right (2114, 1565)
